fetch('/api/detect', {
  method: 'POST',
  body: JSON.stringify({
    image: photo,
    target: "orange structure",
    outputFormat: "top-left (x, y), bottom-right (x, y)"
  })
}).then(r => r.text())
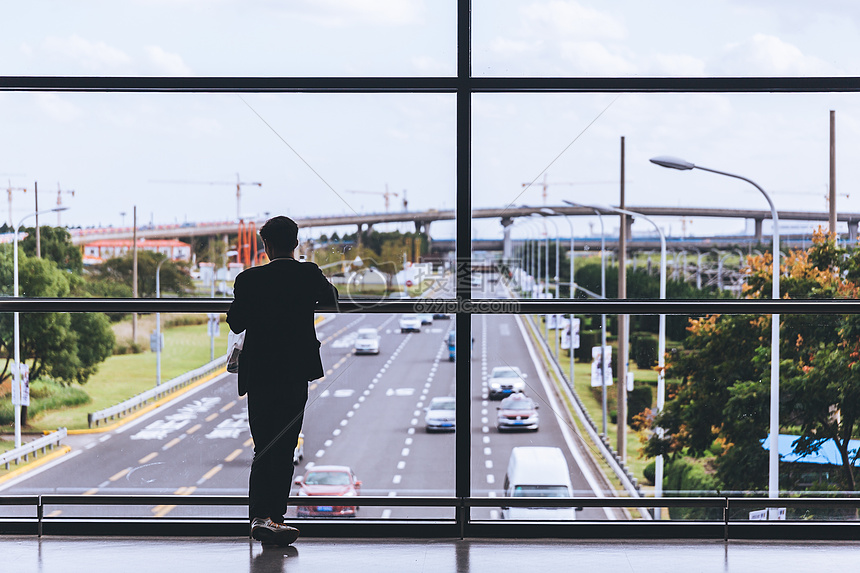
top-left (238, 220), bottom-right (262, 267)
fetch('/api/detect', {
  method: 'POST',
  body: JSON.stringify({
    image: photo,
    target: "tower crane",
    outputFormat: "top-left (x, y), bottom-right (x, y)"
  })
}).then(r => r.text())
top-left (5, 180), bottom-right (27, 228)
top-left (56, 183), bottom-right (75, 226)
top-left (345, 184), bottom-right (399, 212)
top-left (150, 173), bottom-right (262, 221)
top-left (521, 173), bottom-right (618, 204)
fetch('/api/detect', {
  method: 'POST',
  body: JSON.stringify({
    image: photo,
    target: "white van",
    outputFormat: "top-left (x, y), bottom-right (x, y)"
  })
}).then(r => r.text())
top-left (501, 446), bottom-right (577, 520)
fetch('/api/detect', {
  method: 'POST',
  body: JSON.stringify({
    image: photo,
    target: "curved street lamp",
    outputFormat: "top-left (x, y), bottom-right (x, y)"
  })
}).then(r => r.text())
top-left (651, 155), bottom-right (781, 499)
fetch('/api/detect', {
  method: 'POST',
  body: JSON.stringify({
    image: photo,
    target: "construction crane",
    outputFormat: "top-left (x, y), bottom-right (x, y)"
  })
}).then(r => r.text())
top-left (771, 186), bottom-right (849, 210)
top-left (521, 173), bottom-right (618, 204)
top-left (150, 173), bottom-right (262, 221)
top-left (346, 184), bottom-right (399, 212)
top-left (5, 180), bottom-right (27, 228)
top-left (56, 183), bottom-right (75, 226)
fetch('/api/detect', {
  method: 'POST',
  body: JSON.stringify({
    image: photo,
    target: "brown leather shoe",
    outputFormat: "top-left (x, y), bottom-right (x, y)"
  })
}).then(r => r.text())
top-left (250, 517), bottom-right (300, 546)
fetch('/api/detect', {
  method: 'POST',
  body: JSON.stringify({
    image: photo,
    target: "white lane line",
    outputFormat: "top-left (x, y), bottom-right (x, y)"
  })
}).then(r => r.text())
top-left (401, 448), bottom-right (410, 456)
top-left (484, 447), bottom-right (491, 455)
top-left (388, 492), bottom-right (397, 497)
top-left (407, 428), bottom-right (415, 435)
top-left (397, 461), bottom-right (406, 470)
top-left (333, 429), bottom-right (342, 436)
top-left (381, 510), bottom-right (392, 519)
top-left (315, 450), bottom-right (325, 458)
top-left (324, 440), bottom-right (333, 447)
top-left (85, 442), bottom-right (97, 450)
top-left (347, 411), bottom-right (354, 418)
top-left (490, 510), bottom-right (499, 519)
top-left (483, 436), bottom-right (490, 444)
top-left (393, 475), bottom-right (402, 484)
top-left (482, 426), bottom-right (489, 433)
top-left (99, 435), bottom-right (112, 442)
top-left (485, 460), bottom-right (493, 469)
top-left (481, 417), bottom-right (488, 424)
top-left (487, 475), bottom-right (495, 484)
top-left (413, 410), bottom-right (421, 417)
top-left (488, 492), bottom-right (496, 497)
top-left (404, 438), bottom-right (413, 446)
top-left (340, 419), bottom-right (348, 426)
top-left (410, 418), bottom-right (418, 425)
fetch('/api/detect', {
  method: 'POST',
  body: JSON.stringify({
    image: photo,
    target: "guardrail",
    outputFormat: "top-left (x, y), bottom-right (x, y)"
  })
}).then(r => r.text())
top-left (0, 428), bottom-right (67, 470)
top-left (87, 355), bottom-right (227, 428)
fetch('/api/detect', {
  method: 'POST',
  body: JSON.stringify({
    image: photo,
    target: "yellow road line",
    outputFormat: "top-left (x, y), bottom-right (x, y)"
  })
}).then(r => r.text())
top-left (109, 468), bottom-right (130, 482)
top-left (205, 413), bottom-right (218, 422)
top-left (201, 465), bottom-right (222, 481)
top-left (244, 438), bottom-right (254, 447)
top-left (220, 400), bottom-right (236, 412)
top-left (0, 445), bottom-right (72, 486)
top-left (68, 366), bottom-right (228, 435)
top-left (138, 452), bottom-right (158, 464)
top-left (46, 510), bottom-right (62, 517)
top-left (83, 488), bottom-right (99, 495)
top-left (224, 449), bottom-right (243, 462)
top-left (153, 486), bottom-right (196, 518)
top-left (185, 424), bottom-right (202, 434)
top-left (163, 437), bottom-right (181, 450)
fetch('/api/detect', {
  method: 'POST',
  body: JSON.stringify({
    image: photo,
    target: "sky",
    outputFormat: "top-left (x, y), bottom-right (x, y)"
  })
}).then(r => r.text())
top-left (1, 0), bottom-right (860, 243)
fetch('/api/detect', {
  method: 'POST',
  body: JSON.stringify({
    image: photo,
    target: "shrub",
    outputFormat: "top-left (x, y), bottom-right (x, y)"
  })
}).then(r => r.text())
top-left (575, 330), bottom-right (598, 363)
top-left (631, 333), bottom-right (658, 368)
top-left (0, 379), bottom-right (90, 425)
top-left (627, 385), bottom-right (653, 425)
top-left (664, 456), bottom-right (721, 520)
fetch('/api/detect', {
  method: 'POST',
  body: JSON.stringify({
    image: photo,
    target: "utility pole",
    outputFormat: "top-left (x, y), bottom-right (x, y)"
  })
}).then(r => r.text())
top-left (617, 136), bottom-right (628, 462)
top-left (6, 181), bottom-right (27, 228)
top-left (56, 183), bottom-right (74, 226)
top-left (132, 206), bottom-right (138, 346)
top-left (830, 110), bottom-right (837, 239)
top-left (34, 182), bottom-right (40, 258)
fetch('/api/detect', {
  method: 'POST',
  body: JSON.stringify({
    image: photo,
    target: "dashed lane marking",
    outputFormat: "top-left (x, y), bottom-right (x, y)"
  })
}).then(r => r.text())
top-left (109, 468), bottom-right (130, 482)
top-left (225, 449), bottom-right (243, 463)
top-left (139, 452), bottom-right (158, 464)
top-left (197, 465), bottom-right (223, 485)
top-left (186, 424), bottom-right (202, 434)
top-left (205, 413), bottom-right (218, 422)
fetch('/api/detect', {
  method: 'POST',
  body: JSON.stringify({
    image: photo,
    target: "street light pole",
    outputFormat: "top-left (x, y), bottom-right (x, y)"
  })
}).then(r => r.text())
top-left (155, 257), bottom-right (167, 387)
top-left (651, 155), bottom-right (780, 499)
top-left (564, 201), bottom-right (609, 436)
top-left (12, 207), bottom-right (68, 448)
top-left (539, 214), bottom-right (561, 358)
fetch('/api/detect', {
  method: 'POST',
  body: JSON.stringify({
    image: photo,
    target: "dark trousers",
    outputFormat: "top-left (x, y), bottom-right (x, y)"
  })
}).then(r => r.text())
top-left (247, 381), bottom-right (307, 521)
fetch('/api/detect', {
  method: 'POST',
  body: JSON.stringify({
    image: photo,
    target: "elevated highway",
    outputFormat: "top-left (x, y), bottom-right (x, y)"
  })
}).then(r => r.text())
top-left (68, 205), bottom-right (860, 252)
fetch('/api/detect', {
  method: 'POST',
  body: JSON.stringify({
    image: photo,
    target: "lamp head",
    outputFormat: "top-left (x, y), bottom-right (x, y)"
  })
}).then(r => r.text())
top-left (48, 207), bottom-right (69, 213)
top-left (539, 208), bottom-right (555, 216)
top-left (650, 156), bottom-right (695, 170)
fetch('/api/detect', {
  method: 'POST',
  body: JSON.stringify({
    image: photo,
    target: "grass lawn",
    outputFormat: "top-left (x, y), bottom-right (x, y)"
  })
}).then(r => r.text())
top-left (529, 316), bottom-right (666, 490)
top-left (27, 319), bottom-right (230, 432)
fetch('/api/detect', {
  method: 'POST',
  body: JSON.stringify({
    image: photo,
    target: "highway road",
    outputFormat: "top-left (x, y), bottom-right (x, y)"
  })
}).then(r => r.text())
top-left (0, 278), bottom-right (618, 522)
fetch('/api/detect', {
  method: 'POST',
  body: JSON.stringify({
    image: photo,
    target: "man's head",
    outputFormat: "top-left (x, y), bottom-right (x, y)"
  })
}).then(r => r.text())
top-left (260, 216), bottom-right (299, 258)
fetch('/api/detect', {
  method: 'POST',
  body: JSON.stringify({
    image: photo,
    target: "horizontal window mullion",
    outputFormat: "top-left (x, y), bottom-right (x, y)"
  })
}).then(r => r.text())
top-left (1, 76), bottom-right (859, 93)
top-left (1, 298), bottom-right (860, 314)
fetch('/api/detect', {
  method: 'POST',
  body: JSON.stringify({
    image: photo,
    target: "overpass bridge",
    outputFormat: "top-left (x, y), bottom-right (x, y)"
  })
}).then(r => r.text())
top-left (68, 205), bottom-right (860, 255)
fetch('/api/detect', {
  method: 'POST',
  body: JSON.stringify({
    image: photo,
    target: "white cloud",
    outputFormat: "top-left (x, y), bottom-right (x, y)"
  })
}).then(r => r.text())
top-left (521, 0), bottom-right (626, 41)
top-left (145, 46), bottom-right (192, 76)
top-left (558, 41), bottom-right (636, 75)
top-left (42, 35), bottom-right (131, 72)
top-left (292, 0), bottom-right (424, 27)
top-left (713, 33), bottom-right (843, 76)
top-left (411, 55), bottom-right (450, 74)
top-left (35, 94), bottom-right (83, 123)
top-left (649, 54), bottom-right (707, 77)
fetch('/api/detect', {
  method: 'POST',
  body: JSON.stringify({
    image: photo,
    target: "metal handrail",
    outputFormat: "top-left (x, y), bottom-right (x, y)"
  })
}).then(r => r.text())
top-left (87, 355), bottom-right (226, 427)
top-left (0, 428), bottom-right (67, 469)
top-left (1, 297), bottom-right (860, 314)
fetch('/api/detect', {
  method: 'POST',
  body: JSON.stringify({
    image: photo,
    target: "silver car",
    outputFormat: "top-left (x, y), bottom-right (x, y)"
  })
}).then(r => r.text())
top-left (424, 397), bottom-right (456, 432)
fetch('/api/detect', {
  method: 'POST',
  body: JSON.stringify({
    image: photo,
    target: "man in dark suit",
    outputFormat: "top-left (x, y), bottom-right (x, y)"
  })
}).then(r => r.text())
top-left (227, 216), bottom-right (337, 546)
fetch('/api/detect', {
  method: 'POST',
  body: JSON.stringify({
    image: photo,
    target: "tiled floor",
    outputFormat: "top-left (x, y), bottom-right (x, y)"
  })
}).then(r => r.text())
top-left (2, 537), bottom-right (859, 573)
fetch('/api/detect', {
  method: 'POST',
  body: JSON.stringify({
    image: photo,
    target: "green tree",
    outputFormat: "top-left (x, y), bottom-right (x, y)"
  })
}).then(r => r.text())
top-left (19, 226), bottom-right (83, 273)
top-left (643, 230), bottom-right (860, 491)
top-left (90, 250), bottom-right (194, 298)
top-left (0, 247), bottom-right (115, 396)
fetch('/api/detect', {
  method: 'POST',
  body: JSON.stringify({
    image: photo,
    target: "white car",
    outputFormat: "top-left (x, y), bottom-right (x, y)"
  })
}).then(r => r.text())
top-left (353, 328), bottom-right (380, 355)
top-left (424, 396), bottom-right (456, 432)
top-left (399, 314), bottom-right (422, 333)
top-left (488, 366), bottom-right (527, 400)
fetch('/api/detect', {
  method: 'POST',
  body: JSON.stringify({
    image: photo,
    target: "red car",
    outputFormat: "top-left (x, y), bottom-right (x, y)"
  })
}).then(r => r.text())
top-left (295, 465), bottom-right (361, 517)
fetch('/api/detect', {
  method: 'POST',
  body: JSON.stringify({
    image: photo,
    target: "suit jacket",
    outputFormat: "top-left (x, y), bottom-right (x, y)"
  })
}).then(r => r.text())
top-left (226, 258), bottom-right (338, 396)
